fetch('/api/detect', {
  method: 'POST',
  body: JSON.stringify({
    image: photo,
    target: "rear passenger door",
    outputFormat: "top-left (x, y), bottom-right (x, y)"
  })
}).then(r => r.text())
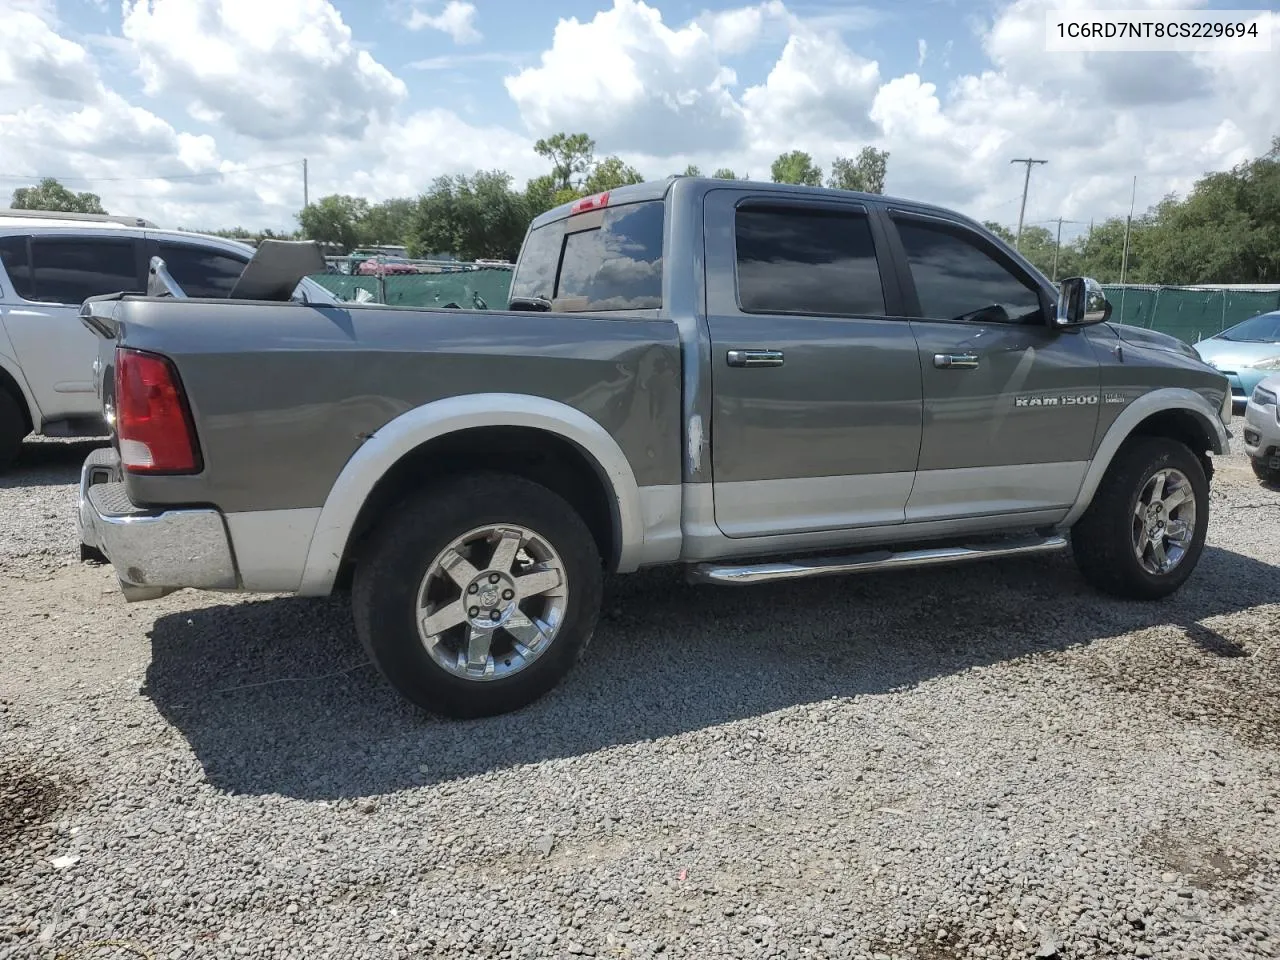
top-left (703, 191), bottom-right (923, 538)
top-left (883, 210), bottom-right (1101, 522)
top-left (0, 234), bottom-right (145, 422)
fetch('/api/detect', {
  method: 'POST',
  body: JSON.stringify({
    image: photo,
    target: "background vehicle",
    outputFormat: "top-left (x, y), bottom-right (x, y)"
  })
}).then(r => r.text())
top-left (1193, 311), bottom-right (1280, 411)
top-left (0, 209), bottom-right (334, 471)
top-left (1242, 373), bottom-right (1280, 485)
top-left (77, 177), bottom-right (1232, 718)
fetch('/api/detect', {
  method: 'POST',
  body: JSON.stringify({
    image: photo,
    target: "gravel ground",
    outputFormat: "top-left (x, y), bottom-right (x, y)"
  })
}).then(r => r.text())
top-left (1, 435), bottom-right (1278, 960)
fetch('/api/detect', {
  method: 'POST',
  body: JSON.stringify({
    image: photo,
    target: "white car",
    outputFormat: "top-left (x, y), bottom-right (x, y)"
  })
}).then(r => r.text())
top-left (0, 210), bottom-right (333, 471)
top-left (1242, 372), bottom-right (1280, 485)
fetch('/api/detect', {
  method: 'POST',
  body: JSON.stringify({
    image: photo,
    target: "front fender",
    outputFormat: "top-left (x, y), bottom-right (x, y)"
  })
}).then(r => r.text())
top-left (1059, 387), bottom-right (1229, 529)
top-left (296, 393), bottom-right (648, 596)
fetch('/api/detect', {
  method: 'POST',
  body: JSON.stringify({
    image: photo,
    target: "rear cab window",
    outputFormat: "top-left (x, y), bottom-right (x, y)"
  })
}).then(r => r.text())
top-left (509, 200), bottom-right (664, 312)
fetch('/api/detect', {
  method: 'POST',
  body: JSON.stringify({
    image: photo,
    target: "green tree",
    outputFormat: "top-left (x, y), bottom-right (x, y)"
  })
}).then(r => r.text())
top-left (711, 168), bottom-right (741, 180)
top-left (771, 151), bottom-right (822, 186)
top-left (583, 156), bottom-right (644, 194)
top-left (827, 147), bottom-right (889, 194)
top-left (11, 177), bottom-right (107, 214)
top-left (534, 132), bottom-right (596, 190)
top-left (406, 170), bottom-right (529, 262)
top-left (297, 195), bottom-right (369, 251)
top-left (983, 221), bottom-right (1016, 245)
top-left (682, 164), bottom-right (702, 177)
top-left (359, 197), bottom-right (415, 247)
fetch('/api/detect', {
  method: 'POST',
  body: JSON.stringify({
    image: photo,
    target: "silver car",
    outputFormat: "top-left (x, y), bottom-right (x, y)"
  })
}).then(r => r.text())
top-left (1242, 372), bottom-right (1280, 484)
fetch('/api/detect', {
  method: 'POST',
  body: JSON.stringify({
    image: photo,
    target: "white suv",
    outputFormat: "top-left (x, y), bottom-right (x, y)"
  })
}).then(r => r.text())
top-left (0, 210), bottom-right (332, 471)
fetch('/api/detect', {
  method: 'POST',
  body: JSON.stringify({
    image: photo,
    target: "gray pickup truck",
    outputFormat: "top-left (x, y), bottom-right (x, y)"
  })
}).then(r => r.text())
top-left (76, 178), bottom-right (1232, 717)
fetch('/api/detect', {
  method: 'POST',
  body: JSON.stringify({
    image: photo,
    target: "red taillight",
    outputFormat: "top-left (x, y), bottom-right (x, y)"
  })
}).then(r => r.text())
top-left (114, 347), bottom-right (200, 474)
top-left (570, 191), bottom-right (610, 215)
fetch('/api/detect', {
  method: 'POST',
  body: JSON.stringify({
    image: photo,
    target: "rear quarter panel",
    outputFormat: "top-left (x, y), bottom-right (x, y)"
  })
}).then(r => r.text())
top-left (111, 300), bottom-right (683, 513)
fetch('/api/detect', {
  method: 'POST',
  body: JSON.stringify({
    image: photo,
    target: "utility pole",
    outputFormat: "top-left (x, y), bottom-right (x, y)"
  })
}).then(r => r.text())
top-left (303, 158), bottom-right (309, 209)
top-left (1010, 157), bottom-right (1047, 250)
top-left (1048, 217), bottom-right (1081, 281)
top-left (1119, 175), bottom-right (1138, 285)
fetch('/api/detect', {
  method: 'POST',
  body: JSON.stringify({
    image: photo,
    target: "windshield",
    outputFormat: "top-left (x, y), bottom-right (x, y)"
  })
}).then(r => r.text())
top-left (1218, 311), bottom-right (1280, 342)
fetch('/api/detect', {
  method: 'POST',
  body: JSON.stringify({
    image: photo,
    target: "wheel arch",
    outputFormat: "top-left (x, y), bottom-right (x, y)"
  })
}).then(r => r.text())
top-left (297, 394), bottom-right (646, 596)
top-left (1060, 387), bottom-right (1228, 529)
top-left (0, 353), bottom-right (37, 434)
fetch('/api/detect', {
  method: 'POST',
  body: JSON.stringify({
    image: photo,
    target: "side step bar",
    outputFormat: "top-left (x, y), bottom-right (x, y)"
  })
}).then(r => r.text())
top-left (687, 535), bottom-right (1069, 586)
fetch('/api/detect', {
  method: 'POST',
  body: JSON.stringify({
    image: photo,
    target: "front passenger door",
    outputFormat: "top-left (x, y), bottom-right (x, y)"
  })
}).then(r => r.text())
top-left (886, 211), bottom-right (1100, 523)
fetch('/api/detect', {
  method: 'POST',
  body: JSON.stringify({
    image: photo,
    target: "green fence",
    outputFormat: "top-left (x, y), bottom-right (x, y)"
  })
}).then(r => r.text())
top-left (309, 267), bottom-right (514, 311)
top-left (1101, 285), bottom-right (1280, 344)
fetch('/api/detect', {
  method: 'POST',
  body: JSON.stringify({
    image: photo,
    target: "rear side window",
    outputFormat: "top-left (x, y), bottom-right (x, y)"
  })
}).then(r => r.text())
top-left (509, 200), bottom-right (664, 312)
top-left (0, 236), bottom-right (34, 300)
top-left (28, 237), bottom-right (143, 304)
top-left (153, 243), bottom-right (247, 298)
top-left (735, 206), bottom-right (886, 316)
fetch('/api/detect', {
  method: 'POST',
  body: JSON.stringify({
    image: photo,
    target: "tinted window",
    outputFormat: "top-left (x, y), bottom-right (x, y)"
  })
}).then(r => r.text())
top-left (0, 236), bottom-right (34, 300)
top-left (508, 221), bottom-right (563, 303)
top-left (556, 201), bottom-right (664, 311)
top-left (29, 238), bottom-right (142, 304)
top-left (155, 244), bottom-right (247, 298)
top-left (896, 219), bottom-right (1042, 323)
top-left (735, 206), bottom-right (886, 316)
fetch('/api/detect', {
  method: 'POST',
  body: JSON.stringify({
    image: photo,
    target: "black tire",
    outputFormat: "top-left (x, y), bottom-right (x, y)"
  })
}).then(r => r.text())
top-left (0, 389), bottom-right (27, 473)
top-left (1071, 437), bottom-right (1209, 600)
top-left (352, 471), bottom-right (603, 718)
top-left (1250, 457), bottom-right (1280, 487)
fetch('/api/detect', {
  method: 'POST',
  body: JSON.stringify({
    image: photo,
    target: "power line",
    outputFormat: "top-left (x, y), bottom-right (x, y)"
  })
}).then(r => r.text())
top-left (0, 160), bottom-right (303, 183)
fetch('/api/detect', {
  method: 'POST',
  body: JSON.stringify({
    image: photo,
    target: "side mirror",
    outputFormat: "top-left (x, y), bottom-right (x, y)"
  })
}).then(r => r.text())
top-left (1055, 276), bottom-right (1111, 328)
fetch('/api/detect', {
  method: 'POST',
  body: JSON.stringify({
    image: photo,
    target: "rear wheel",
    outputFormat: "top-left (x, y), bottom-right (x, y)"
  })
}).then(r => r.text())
top-left (352, 471), bottom-right (603, 718)
top-left (0, 390), bottom-right (28, 473)
top-left (1071, 437), bottom-right (1209, 600)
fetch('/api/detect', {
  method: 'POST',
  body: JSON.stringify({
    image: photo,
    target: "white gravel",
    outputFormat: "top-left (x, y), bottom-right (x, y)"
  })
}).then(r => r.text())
top-left (2, 436), bottom-right (1278, 960)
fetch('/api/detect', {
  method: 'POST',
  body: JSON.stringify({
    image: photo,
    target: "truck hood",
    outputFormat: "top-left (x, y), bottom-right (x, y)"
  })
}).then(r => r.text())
top-left (1108, 322), bottom-right (1202, 361)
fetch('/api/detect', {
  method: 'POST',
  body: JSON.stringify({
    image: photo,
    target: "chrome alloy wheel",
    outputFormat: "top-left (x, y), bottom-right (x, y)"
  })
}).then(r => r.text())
top-left (416, 524), bottom-right (569, 681)
top-left (1131, 468), bottom-right (1197, 575)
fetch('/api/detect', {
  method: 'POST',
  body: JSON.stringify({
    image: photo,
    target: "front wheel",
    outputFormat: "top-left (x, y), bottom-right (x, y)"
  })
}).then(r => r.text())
top-left (352, 472), bottom-right (603, 718)
top-left (1071, 437), bottom-right (1209, 600)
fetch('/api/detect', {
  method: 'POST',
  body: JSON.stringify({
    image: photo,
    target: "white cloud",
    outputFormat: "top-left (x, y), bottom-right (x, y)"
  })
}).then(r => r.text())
top-left (0, 8), bottom-right (100, 105)
top-left (2, 0), bottom-right (1277, 243)
top-left (504, 0), bottom-right (746, 153)
top-left (121, 0), bottom-right (406, 141)
top-left (741, 31), bottom-right (881, 147)
top-left (697, 0), bottom-right (788, 55)
top-left (408, 1), bottom-right (482, 45)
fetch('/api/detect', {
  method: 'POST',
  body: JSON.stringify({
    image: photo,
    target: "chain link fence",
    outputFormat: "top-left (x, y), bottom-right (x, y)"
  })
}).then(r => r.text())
top-left (1101, 285), bottom-right (1280, 344)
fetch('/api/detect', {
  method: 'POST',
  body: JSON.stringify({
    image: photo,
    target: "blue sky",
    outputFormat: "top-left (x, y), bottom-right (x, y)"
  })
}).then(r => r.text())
top-left (3, 0), bottom-right (1276, 235)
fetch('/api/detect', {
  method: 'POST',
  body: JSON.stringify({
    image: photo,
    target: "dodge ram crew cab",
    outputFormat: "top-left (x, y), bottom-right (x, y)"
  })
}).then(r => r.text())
top-left (76, 177), bottom-right (1233, 718)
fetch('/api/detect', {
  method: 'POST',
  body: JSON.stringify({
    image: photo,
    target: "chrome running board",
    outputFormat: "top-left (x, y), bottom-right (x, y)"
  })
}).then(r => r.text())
top-left (686, 535), bottom-right (1069, 586)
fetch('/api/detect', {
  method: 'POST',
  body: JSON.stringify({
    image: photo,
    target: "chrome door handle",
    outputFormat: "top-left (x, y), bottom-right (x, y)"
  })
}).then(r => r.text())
top-left (727, 349), bottom-right (784, 368)
top-left (934, 353), bottom-right (980, 370)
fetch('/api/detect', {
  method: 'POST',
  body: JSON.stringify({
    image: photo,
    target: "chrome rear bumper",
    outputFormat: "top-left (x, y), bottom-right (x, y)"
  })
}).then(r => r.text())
top-left (78, 450), bottom-right (238, 602)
